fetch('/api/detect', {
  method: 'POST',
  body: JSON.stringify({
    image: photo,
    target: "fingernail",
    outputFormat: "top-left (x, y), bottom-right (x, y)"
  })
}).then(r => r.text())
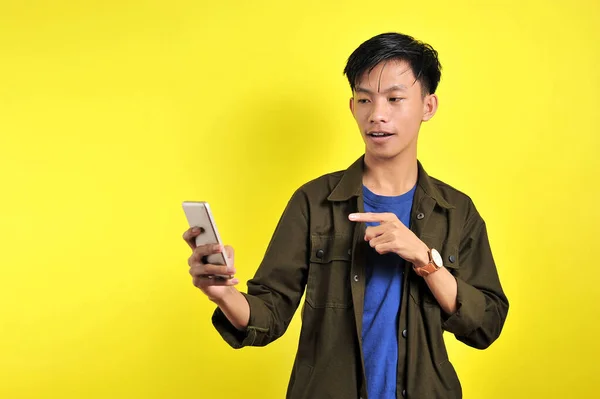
top-left (349, 213), bottom-right (357, 220)
top-left (231, 278), bottom-right (239, 284)
top-left (214, 244), bottom-right (222, 252)
top-left (191, 227), bottom-right (199, 233)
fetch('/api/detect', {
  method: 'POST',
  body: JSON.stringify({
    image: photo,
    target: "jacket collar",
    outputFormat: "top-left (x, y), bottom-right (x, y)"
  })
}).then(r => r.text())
top-left (327, 155), bottom-right (454, 209)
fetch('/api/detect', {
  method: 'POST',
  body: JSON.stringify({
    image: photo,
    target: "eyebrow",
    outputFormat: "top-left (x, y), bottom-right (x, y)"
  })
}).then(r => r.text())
top-left (354, 84), bottom-right (408, 94)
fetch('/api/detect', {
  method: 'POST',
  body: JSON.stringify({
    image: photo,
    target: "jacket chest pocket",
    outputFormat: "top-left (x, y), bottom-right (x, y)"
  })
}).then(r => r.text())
top-left (306, 234), bottom-right (353, 309)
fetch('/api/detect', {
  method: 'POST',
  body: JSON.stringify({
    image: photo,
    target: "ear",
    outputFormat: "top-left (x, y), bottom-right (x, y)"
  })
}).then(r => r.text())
top-left (349, 97), bottom-right (355, 115)
top-left (422, 93), bottom-right (438, 122)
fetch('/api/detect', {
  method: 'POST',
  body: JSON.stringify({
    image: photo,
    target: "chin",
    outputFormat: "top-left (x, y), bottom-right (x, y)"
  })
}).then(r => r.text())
top-left (365, 145), bottom-right (405, 160)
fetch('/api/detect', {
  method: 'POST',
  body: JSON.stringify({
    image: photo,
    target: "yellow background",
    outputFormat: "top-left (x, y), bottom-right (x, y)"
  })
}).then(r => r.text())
top-left (1, 0), bottom-right (598, 398)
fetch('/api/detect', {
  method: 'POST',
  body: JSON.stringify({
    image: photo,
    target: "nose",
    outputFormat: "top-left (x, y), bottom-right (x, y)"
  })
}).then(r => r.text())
top-left (369, 100), bottom-right (390, 124)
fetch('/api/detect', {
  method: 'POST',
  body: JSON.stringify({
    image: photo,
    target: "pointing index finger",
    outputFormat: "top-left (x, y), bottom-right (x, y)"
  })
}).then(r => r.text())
top-left (348, 212), bottom-right (395, 223)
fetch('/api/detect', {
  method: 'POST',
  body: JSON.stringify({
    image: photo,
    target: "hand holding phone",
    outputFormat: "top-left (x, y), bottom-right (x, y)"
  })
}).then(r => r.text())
top-left (182, 201), bottom-right (234, 280)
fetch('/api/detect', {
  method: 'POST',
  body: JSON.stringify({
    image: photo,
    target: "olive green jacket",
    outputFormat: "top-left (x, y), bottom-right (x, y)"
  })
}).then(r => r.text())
top-left (212, 156), bottom-right (509, 399)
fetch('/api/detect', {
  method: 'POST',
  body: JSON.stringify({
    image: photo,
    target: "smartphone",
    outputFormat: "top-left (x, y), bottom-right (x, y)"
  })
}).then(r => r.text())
top-left (182, 201), bottom-right (233, 278)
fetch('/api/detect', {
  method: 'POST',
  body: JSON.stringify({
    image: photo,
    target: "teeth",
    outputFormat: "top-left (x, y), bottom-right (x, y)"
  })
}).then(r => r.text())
top-left (371, 132), bottom-right (387, 137)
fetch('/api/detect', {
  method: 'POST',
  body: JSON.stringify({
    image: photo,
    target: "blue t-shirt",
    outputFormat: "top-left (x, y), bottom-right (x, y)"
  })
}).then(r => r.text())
top-left (361, 184), bottom-right (416, 399)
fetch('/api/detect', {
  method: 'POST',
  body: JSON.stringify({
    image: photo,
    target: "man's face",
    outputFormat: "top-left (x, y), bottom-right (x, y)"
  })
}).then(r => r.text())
top-left (350, 59), bottom-right (437, 160)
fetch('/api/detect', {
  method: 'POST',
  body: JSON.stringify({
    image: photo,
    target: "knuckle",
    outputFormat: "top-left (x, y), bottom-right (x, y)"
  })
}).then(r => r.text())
top-left (201, 265), bottom-right (212, 274)
top-left (194, 246), bottom-right (207, 256)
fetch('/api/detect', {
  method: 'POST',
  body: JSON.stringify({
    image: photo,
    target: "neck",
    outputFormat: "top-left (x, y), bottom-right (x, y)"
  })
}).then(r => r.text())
top-left (363, 151), bottom-right (418, 196)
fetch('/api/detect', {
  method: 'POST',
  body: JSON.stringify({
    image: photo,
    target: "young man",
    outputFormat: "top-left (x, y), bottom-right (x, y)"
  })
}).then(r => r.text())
top-left (183, 32), bottom-right (509, 399)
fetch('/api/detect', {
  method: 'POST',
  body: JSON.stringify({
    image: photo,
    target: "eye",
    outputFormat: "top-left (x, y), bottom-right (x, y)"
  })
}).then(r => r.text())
top-left (357, 99), bottom-right (370, 104)
top-left (389, 97), bottom-right (405, 103)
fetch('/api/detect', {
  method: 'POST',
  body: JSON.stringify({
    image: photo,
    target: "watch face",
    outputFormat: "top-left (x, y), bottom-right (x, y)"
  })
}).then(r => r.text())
top-left (431, 248), bottom-right (443, 267)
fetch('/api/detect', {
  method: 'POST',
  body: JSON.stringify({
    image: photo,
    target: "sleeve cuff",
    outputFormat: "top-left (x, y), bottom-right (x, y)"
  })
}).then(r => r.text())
top-left (211, 293), bottom-right (271, 349)
top-left (442, 277), bottom-right (486, 336)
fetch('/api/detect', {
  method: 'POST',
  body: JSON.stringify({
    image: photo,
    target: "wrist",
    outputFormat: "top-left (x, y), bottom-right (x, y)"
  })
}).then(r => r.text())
top-left (413, 247), bottom-right (444, 278)
top-left (412, 243), bottom-right (430, 268)
top-left (209, 286), bottom-right (238, 305)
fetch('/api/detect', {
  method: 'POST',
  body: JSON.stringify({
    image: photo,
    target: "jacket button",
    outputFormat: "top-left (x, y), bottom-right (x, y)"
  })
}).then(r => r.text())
top-left (402, 329), bottom-right (407, 338)
top-left (353, 274), bottom-right (359, 282)
top-left (402, 389), bottom-right (407, 397)
top-left (316, 249), bottom-right (324, 259)
top-left (449, 255), bottom-right (456, 263)
top-left (348, 249), bottom-right (352, 256)
top-left (416, 212), bottom-right (425, 220)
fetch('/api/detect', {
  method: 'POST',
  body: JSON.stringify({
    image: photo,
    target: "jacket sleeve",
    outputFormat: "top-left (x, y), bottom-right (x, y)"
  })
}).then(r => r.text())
top-left (211, 188), bottom-right (310, 348)
top-left (442, 202), bottom-right (509, 349)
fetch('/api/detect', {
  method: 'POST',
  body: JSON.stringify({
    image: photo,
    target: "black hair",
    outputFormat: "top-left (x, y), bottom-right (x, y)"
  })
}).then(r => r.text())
top-left (343, 32), bottom-right (442, 96)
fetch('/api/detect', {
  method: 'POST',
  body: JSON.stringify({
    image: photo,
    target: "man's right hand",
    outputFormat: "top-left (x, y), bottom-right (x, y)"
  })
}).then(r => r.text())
top-left (183, 227), bottom-right (239, 303)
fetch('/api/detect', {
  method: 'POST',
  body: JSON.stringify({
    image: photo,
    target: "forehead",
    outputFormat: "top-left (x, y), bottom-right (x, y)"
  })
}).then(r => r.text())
top-left (356, 59), bottom-right (419, 91)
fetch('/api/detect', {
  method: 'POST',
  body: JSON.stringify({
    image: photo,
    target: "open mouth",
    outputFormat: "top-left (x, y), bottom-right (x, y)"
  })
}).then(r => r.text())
top-left (367, 132), bottom-right (394, 137)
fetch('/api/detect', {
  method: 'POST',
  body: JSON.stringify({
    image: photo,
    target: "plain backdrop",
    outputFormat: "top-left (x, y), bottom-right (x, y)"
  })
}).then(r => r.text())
top-left (1, 0), bottom-right (599, 398)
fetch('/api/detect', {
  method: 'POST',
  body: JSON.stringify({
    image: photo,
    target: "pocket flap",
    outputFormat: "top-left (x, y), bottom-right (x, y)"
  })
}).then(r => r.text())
top-left (441, 245), bottom-right (459, 270)
top-left (309, 234), bottom-right (352, 263)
